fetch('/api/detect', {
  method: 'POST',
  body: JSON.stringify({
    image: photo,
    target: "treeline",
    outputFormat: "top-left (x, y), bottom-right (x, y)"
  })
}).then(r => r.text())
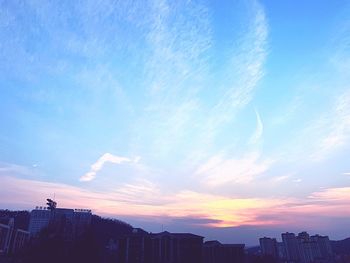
top-left (91, 215), bottom-right (133, 246)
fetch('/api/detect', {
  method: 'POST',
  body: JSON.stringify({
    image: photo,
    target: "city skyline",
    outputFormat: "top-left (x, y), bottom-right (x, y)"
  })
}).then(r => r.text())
top-left (1, 0), bottom-right (350, 245)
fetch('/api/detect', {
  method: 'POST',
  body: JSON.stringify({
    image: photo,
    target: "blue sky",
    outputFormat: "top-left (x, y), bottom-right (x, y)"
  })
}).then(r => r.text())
top-left (1, 0), bottom-right (350, 245)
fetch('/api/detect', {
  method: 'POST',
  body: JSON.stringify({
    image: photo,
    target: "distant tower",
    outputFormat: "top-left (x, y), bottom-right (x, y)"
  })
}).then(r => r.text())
top-left (282, 232), bottom-right (301, 262)
top-left (259, 237), bottom-right (278, 258)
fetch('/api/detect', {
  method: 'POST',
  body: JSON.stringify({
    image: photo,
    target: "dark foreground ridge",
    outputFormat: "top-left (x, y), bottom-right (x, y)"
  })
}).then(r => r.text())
top-left (0, 207), bottom-right (244, 263)
top-left (1, 208), bottom-right (350, 263)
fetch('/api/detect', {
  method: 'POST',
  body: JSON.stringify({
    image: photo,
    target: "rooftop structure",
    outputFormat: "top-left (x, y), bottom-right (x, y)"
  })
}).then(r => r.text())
top-left (28, 199), bottom-right (92, 239)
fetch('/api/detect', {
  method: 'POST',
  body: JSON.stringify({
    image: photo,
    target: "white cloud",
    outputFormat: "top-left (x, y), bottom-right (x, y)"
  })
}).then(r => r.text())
top-left (280, 90), bottom-right (350, 164)
top-left (195, 152), bottom-right (273, 186)
top-left (271, 175), bottom-right (291, 183)
top-left (80, 153), bottom-right (139, 182)
top-left (0, 162), bottom-right (36, 177)
top-left (1, 0), bottom-right (273, 206)
top-left (126, 0), bottom-right (213, 160)
top-left (308, 187), bottom-right (350, 202)
top-left (182, 0), bottom-right (269, 165)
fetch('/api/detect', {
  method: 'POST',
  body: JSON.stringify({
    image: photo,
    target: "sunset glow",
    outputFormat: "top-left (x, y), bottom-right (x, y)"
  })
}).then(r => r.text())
top-left (1, 0), bottom-right (350, 244)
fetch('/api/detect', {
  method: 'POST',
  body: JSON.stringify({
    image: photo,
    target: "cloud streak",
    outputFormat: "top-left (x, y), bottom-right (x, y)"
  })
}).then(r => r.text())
top-left (80, 153), bottom-right (138, 182)
top-left (200, 0), bottom-right (268, 145)
top-left (310, 91), bottom-right (350, 161)
top-left (249, 109), bottom-right (264, 145)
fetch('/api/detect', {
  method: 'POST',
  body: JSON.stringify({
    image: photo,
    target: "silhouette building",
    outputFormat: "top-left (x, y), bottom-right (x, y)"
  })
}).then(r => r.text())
top-left (28, 201), bottom-right (92, 239)
top-left (119, 228), bottom-right (152, 263)
top-left (150, 231), bottom-right (204, 263)
top-left (203, 240), bottom-right (245, 263)
top-left (310, 235), bottom-right (333, 261)
top-left (260, 231), bottom-right (333, 263)
top-left (116, 228), bottom-right (204, 263)
top-left (259, 237), bottom-right (278, 258)
top-left (114, 228), bottom-right (245, 263)
top-left (282, 232), bottom-right (301, 262)
top-left (28, 207), bottom-right (51, 236)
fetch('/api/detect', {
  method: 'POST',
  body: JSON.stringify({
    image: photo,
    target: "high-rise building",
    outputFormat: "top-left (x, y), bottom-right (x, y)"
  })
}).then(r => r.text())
top-left (296, 232), bottom-right (321, 263)
top-left (28, 203), bottom-right (92, 239)
top-left (259, 232), bottom-right (334, 263)
top-left (259, 237), bottom-right (278, 258)
top-left (28, 207), bottom-right (51, 237)
top-left (310, 235), bottom-right (333, 260)
top-left (49, 208), bottom-right (75, 240)
top-left (73, 209), bottom-right (93, 237)
top-left (277, 242), bottom-right (286, 260)
top-left (300, 240), bottom-right (321, 263)
top-left (282, 232), bottom-right (301, 262)
top-left (297, 232), bottom-right (310, 242)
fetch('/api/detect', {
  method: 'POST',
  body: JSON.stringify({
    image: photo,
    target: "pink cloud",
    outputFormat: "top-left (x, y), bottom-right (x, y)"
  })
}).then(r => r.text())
top-left (1, 176), bottom-right (349, 229)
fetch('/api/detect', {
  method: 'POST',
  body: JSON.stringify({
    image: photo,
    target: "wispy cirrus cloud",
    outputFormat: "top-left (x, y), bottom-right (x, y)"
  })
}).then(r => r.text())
top-left (309, 91), bottom-right (350, 161)
top-left (308, 187), bottom-right (350, 202)
top-left (274, 89), bottom-right (350, 165)
top-left (80, 153), bottom-right (139, 182)
top-left (130, 0), bottom-right (212, 159)
top-left (270, 174), bottom-right (292, 184)
top-left (200, 0), bottom-right (268, 145)
top-left (272, 15), bottom-right (350, 165)
top-left (177, 0), bottom-right (270, 173)
top-left (249, 109), bottom-right (264, 145)
top-left (330, 12), bottom-right (350, 73)
top-left (125, 0), bottom-right (269, 168)
top-left (3, 0), bottom-right (350, 244)
top-left (195, 152), bottom-right (273, 186)
top-left (1, 0), bottom-right (271, 189)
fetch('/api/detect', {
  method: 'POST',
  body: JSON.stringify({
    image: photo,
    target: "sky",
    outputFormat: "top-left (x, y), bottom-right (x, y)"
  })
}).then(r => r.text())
top-left (1, 0), bottom-right (350, 246)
